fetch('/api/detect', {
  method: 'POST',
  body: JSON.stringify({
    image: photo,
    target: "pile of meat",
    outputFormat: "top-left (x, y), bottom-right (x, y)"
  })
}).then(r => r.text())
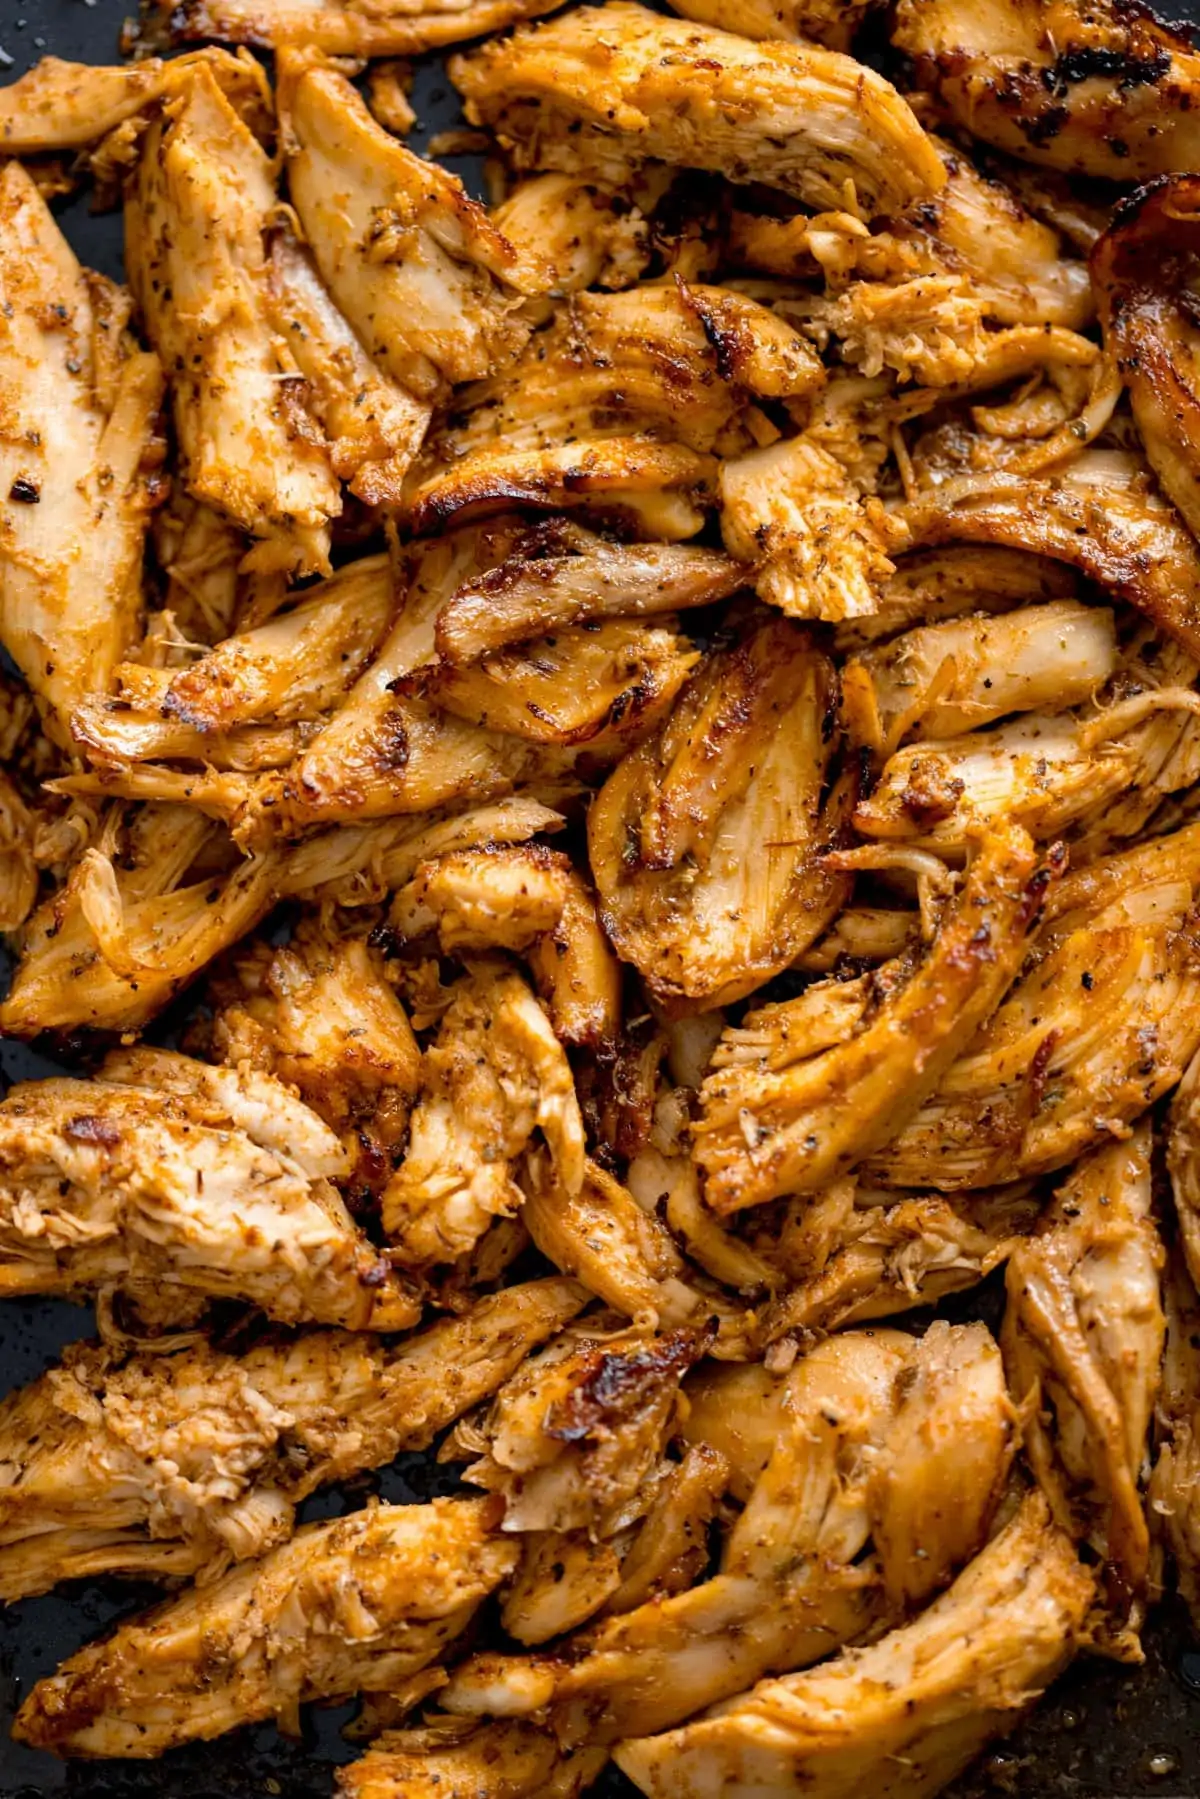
top-left (3, 0), bottom-right (1200, 1789)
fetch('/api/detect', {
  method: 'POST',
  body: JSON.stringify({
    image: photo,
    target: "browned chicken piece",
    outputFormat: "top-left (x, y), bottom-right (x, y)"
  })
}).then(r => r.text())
top-left (976, 152), bottom-right (1116, 255)
top-left (695, 823), bottom-right (1055, 1211)
top-left (433, 524), bottom-right (746, 665)
top-left (0, 49), bottom-right (272, 153)
top-left (1148, 1254), bottom-right (1200, 1628)
top-left (159, 0), bottom-right (563, 54)
top-left (445, 1326), bottom-right (1013, 1743)
top-left (837, 544), bottom-right (1081, 648)
top-left (0, 1277), bottom-right (586, 1602)
top-left (382, 961), bottom-right (584, 1267)
top-left (339, 1719), bottom-right (607, 1799)
top-left (403, 283), bottom-right (823, 540)
top-left (452, 4), bottom-right (945, 219)
top-left (666, 0), bottom-right (874, 49)
top-left (875, 825), bottom-right (1200, 1188)
top-left (493, 174), bottom-right (651, 297)
top-left (151, 494), bottom-right (246, 644)
top-left (0, 803), bottom-right (280, 1037)
top-left (842, 600), bottom-right (1117, 758)
top-left (0, 770), bottom-right (38, 932)
top-left (589, 614), bottom-right (847, 1012)
top-left (125, 64), bottom-right (340, 577)
top-left (796, 906), bottom-right (920, 971)
top-left (885, 451), bottom-right (1200, 662)
top-left (614, 1490), bottom-right (1094, 1799)
top-left (0, 1047), bottom-right (420, 1331)
top-left (674, 1361), bottom-right (789, 1500)
top-left (280, 52), bottom-right (544, 404)
top-left (15, 1497), bottom-right (516, 1758)
top-left (1003, 1127), bottom-right (1163, 1658)
top-left (0, 161), bottom-right (163, 746)
top-left (389, 845), bottom-right (621, 1046)
top-left (206, 915), bottom-right (420, 1184)
top-left (1092, 177), bottom-right (1200, 551)
top-left (1166, 1042), bottom-right (1200, 1298)
top-left (892, 0), bottom-right (1200, 181)
top-left (759, 1184), bottom-right (1039, 1346)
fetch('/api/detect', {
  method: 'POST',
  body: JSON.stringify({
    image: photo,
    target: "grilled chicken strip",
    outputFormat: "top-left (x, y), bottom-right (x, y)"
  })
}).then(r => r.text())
top-left (159, 0), bottom-right (563, 55)
top-left (1166, 1042), bottom-right (1200, 1299)
top-left (874, 825), bottom-right (1200, 1188)
top-left (403, 283), bottom-right (822, 539)
top-left (1093, 176), bottom-right (1200, 548)
top-left (381, 960), bottom-right (584, 1267)
top-left (892, 0), bottom-right (1200, 181)
top-left (1148, 1254), bottom-right (1200, 1629)
top-left (0, 162), bottom-right (162, 746)
top-left (1003, 1128), bottom-right (1164, 1658)
top-left (126, 64), bottom-right (340, 577)
top-left (695, 823), bottom-right (1054, 1211)
top-left (0, 1049), bottom-right (420, 1331)
top-left (614, 1491), bottom-right (1093, 1799)
top-left (444, 1325), bottom-right (1014, 1743)
top-left (0, 770), bottom-right (38, 933)
top-left (666, 0), bottom-right (874, 50)
top-left (339, 1719), bottom-right (607, 1799)
top-left (451, 4), bottom-right (945, 218)
top-left (0, 49), bottom-right (272, 153)
top-left (280, 52), bottom-right (543, 403)
top-left (590, 614), bottom-right (847, 1011)
top-left (493, 173), bottom-right (651, 298)
top-left (0, 1277), bottom-right (585, 1602)
top-left (15, 1497), bottom-right (516, 1758)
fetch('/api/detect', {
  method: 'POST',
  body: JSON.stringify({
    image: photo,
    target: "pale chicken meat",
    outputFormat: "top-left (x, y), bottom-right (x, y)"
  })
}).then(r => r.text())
top-left (15, 1497), bottom-right (517, 1758)
top-left (892, 0), bottom-right (1200, 181)
top-left (588, 614), bottom-right (847, 1011)
top-left (0, 1277), bottom-right (584, 1601)
top-left (280, 52), bottom-right (545, 403)
top-left (381, 960), bottom-right (585, 1266)
top-left (0, 1048), bottom-right (420, 1331)
top-left (493, 174), bottom-right (651, 297)
top-left (694, 823), bottom-right (1055, 1211)
top-left (125, 64), bottom-right (341, 577)
top-left (451, 5), bottom-right (946, 219)
top-left (338, 1719), bottom-right (606, 1799)
top-left (874, 825), bottom-right (1200, 1188)
top-left (1003, 1128), bottom-right (1164, 1656)
top-left (614, 1491), bottom-right (1094, 1799)
top-left (0, 162), bottom-right (163, 746)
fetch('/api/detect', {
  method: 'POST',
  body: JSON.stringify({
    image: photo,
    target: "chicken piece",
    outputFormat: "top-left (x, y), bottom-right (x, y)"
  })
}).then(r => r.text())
top-left (1148, 1255), bottom-right (1200, 1628)
top-left (843, 600), bottom-right (1117, 757)
top-left (339, 1719), bottom-right (607, 1799)
top-left (207, 917), bottom-right (420, 1183)
top-left (434, 524), bottom-right (745, 665)
top-left (494, 174), bottom-right (651, 297)
top-left (0, 770), bottom-right (38, 932)
top-left (838, 544), bottom-right (1081, 648)
top-left (675, 1362), bottom-right (789, 1501)
top-left (666, 0), bottom-right (873, 50)
top-left (893, 0), bottom-right (1200, 181)
top-left (606, 1441), bottom-right (731, 1614)
top-left (0, 1048), bottom-right (419, 1332)
top-left (0, 162), bottom-right (163, 745)
top-left (443, 1329), bottom-right (1001, 1743)
top-left (886, 451), bottom-right (1200, 662)
top-left (720, 435), bottom-right (895, 623)
top-left (875, 825), bottom-right (1200, 1188)
top-left (1003, 1128), bottom-right (1163, 1657)
top-left (0, 49), bottom-right (272, 153)
top-left (151, 494), bottom-right (246, 644)
top-left (451, 4), bottom-right (945, 219)
top-left (280, 52), bottom-right (543, 403)
top-left (404, 283), bottom-right (823, 538)
top-left (759, 1185), bottom-right (1038, 1345)
top-left (1092, 176), bottom-right (1200, 554)
top-left (16, 1496), bottom-right (516, 1758)
top-left (1164, 1043), bottom-right (1200, 1300)
top-left (161, 0), bottom-right (562, 53)
top-left (614, 1490), bottom-right (1093, 1799)
top-left (695, 823), bottom-right (1054, 1211)
top-left (0, 1277), bottom-right (585, 1602)
top-left (381, 961), bottom-right (584, 1267)
top-left (389, 846), bottom-right (622, 1047)
top-left (126, 64), bottom-right (339, 576)
top-left (0, 805), bottom-right (279, 1037)
top-left (266, 235), bottom-right (431, 507)
top-left (589, 615), bottom-right (847, 1011)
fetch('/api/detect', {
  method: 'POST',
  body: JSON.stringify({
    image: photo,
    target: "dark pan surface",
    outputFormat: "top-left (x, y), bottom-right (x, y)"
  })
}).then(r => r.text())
top-left (3, 2), bottom-right (1200, 1791)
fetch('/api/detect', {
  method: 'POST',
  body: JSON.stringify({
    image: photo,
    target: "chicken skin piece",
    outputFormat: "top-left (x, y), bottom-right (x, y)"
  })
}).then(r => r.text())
top-left (15, 1497), bottom-right (517, 1758)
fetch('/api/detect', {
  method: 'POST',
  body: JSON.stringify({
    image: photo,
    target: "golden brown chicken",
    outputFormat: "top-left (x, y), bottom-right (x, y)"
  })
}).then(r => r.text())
top-left (1148, 1253), bottom-right (1200, 1629)
top-left (0, 1277), bottom-right (585, 1601)
top-left (15, 1497), bottom-right (517, 1757)
top-left (451, 4), bottom-right (946, 218)
top-left (338, 1718), bottom-right (607, 1799)
top-left (0, 49), bottom-right (272, 153)
top-left (158, 0), bottom-right (563, 54)
top-left (614, 1490), bottom-right (1094, 1799)
top-left (0, 161), bottom-right (163, 746)
top-left (1003, 1127), bottom-right (1164, 1657)
top-left (0, 1048), bottom-right (420, 1331)
top-left (493, 173), bottom-right (651, 298)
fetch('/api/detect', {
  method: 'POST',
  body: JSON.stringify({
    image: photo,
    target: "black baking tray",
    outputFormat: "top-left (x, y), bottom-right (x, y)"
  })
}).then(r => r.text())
top-left (4, 2), bottom-right (1200, 1791)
